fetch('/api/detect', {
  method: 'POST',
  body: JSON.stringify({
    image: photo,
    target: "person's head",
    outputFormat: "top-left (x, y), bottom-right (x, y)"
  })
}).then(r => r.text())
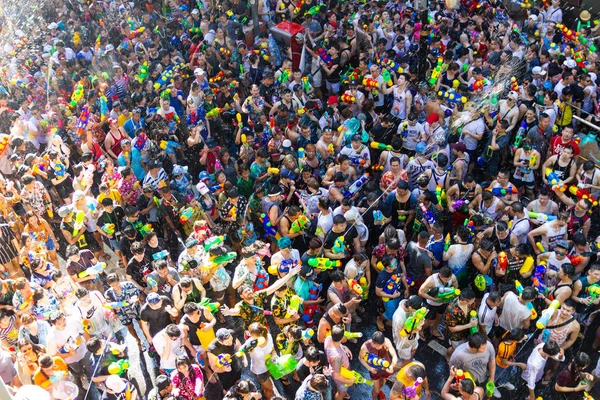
top-left (459, 287), bottom-right (476, 305)
top-left (330, 324), bottom-right (345, 343)
top-left (487, 291), bottom-right (502, 307)
top-left (438, 266), bottom-right (453, 284)
top-left (175, 355), bottom-right (193, 376)
top-left (541, 341), bottom-right (560, 358)
top-left (467, 333), bottom-right (488, 352)
top-left (248, 322), bottom-right (269, 341)
top-left (86, 336), bottom-right (104, 354)
top-left (308, 374), bottom-right (330, 392)
top-left (155, 375), bottom-right (172, 397)
top-left (588, 264), bottom-right (600, 283)
top-left (39, 354), bottom-right (56, 372)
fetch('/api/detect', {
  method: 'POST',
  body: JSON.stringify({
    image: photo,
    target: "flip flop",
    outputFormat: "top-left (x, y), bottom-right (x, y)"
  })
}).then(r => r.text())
top-left (431, 331), bottom-right (444, 341)
top-left (376, 319), bottom-right (385, 331)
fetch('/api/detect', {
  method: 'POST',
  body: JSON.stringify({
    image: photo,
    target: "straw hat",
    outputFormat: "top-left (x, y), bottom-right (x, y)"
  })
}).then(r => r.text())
top-left (580, 10), bottom-right (591, 21)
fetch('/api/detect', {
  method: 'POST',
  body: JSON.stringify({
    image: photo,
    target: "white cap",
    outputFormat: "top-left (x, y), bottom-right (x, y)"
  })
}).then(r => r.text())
top-left (192, 9), bottom-right (200, 14)
top-left (564, 59), bottom-right (577, 69)
top-left (344, 208), bottom-right (360, 222)
top-left (196, 181), bottom-right (209, 195)
top-left (532, 66), bottom-right (546, 75)
top-left (105, 376), bottom-right (126, 393)
top-left (507, 91), bottom-right (519, 100)
top-left (194, 68), bottom-right (205, 76)
top-left (282, 139), bottom-right (292, 148)
top-left (105, 44), bottom-right (115, 52)
top-left (48, 22), bottom-right (58, 30)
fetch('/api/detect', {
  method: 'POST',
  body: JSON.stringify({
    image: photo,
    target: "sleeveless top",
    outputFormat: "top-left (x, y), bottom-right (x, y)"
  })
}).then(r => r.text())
top-left (545, 253), bottom-right (571, 289)
top-left (544, 222), bottom-right (566, 250)
top-left (492, 226), bottom-right (512, 253)
top-left (365, 340), bottom-right (391, 377)
top-left (382, 150), bottom-right (406, 173)
top-left (182, 312), bottom-right (210, 347)
top-left (552, 158), bottom-right (573, 180)
top-left (391, 88), bottom-right (408, 119)
top-left (567, 209), bottom-right (589, 238)
top-left (107, 129), bottom-right (126, 157)
top-left (176, 282), bottom-right (203, 304)
top-left (480, 197), bottom-right (501, 221)
top-left (514, 150), bottom-right (535, 182)
top-left (427, 273), bottom-right (453, 307)
top-left (541, 313), bottom-right (575, 347)
top-left (456, 182), bottom-right (477, 205)
top-left (427, 169), bottom-right (448, 192)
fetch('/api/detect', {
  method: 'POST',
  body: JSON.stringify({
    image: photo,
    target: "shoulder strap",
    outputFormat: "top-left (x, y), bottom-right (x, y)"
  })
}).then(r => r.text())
top-left (546, 317), bottom-right (575, 330)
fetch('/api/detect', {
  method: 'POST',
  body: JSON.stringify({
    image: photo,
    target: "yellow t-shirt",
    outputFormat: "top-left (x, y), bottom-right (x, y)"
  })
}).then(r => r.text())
top-left (396, 361), bottom-right (423, 396)
top-left (97, 189), bottom-right (122, 205)
top-left (33, 356), bottom-right (69, 388)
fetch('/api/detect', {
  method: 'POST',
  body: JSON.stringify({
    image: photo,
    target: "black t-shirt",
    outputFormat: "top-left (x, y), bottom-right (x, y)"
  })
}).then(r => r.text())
top-left (323, 226), bottom-right (358, 251)
top-left (126, 256), bottom-right (153, 287)
top-left (371, 122), bottom-right (397, 144)
top-left (569, 83), bottom-right (585, 104)
top-left (140, 296), bottom-right (173, 337)
top-left (145, 239), bottom-right (168, 261)
top-left (97, 207), bottom-right (125, 237)
top-left (326, 56), bottom-right (341, 82)
top-left (207, 339), bottom-right (242, 372)
top-left (119, 236), bottom-right (136, 261)
top-left (295, 350), bottom-right (329, 381)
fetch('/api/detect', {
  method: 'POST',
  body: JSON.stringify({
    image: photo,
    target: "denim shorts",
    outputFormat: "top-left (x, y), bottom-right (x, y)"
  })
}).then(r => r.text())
top-left (46, 237), bottom-right (56, 251)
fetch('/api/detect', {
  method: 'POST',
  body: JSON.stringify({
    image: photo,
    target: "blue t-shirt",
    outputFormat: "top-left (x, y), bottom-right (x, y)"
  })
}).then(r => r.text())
top-left (131, 148), bottom-right (146, 181)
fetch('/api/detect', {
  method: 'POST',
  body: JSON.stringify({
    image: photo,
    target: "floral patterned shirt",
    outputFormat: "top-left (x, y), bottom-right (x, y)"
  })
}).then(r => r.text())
top-left (170, 364), bottom-right (204, 400)
top-left (380, 170), bottom-right (408, 193)
top-left (20, 182), bottom-right (48, 215)
top-left (102, 169), bottom-right (122, 189)
top-left (118, 175), bottom-right (141, 205)
top-left (236, 292), bottom-right (268, 330)
top-left (444, 297), bottom-right (476, 342)
top-left (270, 287), bottom-right (296, 329)
top-left (104, 282), bottom-right (141, 323)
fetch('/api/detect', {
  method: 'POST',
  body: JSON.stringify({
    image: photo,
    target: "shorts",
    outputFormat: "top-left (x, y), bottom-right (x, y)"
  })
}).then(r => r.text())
top-left (513, 176), bottom-right (534, 190)
top-left (46, 237), bottom-right (56, 251)
top-left (425, 302), bottom-right (446, 320)
top-left (108, 238), bottom-right (121, 252)
top-left (369, 370), bottom-right (393, 381)
top-left (255, 371), bottom-right (270, 384)
top-left (396, 340), bottom-right (418, 360)
top-left (326, 81), bottom-right (340, 94)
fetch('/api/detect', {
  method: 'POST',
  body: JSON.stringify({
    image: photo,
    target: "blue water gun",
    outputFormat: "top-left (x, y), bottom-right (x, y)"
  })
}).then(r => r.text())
top-left (344, 173), bottom-right (369, 198)
top-left (373, 210), bottom-right (385, 222)
top-left (152, 250), bottom-right (169, 261)
top-left (260, 213), bottom-right (277, 237)
top-left (160, 140), bottom-right (181, 155)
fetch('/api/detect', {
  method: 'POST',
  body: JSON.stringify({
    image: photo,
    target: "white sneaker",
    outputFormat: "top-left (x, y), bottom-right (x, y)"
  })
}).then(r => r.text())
top-left (497, 383), bottom-right (515, 391)
top-left (493, 388), bottom-right (501, 398)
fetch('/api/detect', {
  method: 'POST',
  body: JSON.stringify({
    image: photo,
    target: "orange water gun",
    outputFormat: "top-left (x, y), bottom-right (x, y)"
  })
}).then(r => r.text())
top-left (340, 94), bottom-right (355, 104)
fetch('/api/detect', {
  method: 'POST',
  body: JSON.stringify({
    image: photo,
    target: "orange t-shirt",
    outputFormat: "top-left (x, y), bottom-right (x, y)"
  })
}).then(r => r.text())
top-left (33, 356), bottom-right (69, 388)
top-left (496, 340), bottom-right (517, 369)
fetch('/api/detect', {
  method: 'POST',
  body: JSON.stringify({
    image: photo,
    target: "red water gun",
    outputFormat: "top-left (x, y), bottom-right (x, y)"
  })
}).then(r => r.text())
top-left (317, 48), bottom-right (332, 67)
top-left (340, 94), bottom-right (355, 104)
top-left (568, 185), bottom-right (598, 206)
top-left (362, 78), bottom-right (379, 89)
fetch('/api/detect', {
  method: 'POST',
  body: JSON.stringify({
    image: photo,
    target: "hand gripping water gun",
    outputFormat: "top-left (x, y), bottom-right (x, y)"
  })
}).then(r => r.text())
top-left (290, 214), bottom-right (309, 233)
top-left (104, 300), bottom-right (131, 309)
top-left (402, 377), bottom-right (424, 398)
top-left (348, 279), bottom-right (363, 297)
top-left (135, 62), bottom-right (150, 83)
top-left (152, 250), bottom-right (169, 261)
top-left (307, 258), bottom-right (341, 270)
top-left (451, 199), bottom-right (469, 211)
top-left (160, 140), bottom-right (181, 155)
top-left (400, 307), bottom-right (428, 337)
top-left (139, 223), bottom-right (153, 236)
top-left (332, 236), bottom-right (345, 254)
top-left (69, 82), bottom-right (85, 108)
top-left (373, 210), bottom-right (386, 222)
top-left (444, 233), bottom-right (452, 252)
top-left (429, 57), bottom-right (443, 86)
top-left (72, 210), bottom-right (86, 236)
top-left (340, 367), bottom-right (374, 386)
top-left (489, 186), bottom-right (518, 197)
top-left (199, 298), bottom-right (220, 314)
top-left (206, 108), bottom-right (222, 118)
top-left (511, 121), bottom-right (527, 152)
top-left (520, 256), bottom-right (535, 275)
top-left (536, 242), bottom-right (546, 254)
top-left (179, 207), bottom-right (194, 224)
top-left (285, 295), bottom-right (303, 318)
top-left (216, 354), bottom-right (232, 369)
top-left (340, 94), bottom-right (355, 104)
top-left (532, 262), bottom-right (547, 294)
top-left (77, 262), bottom-right (107, 279)
top-left (365, 353), bottom-right (390, 370)
top-left (260, 213), bottom-right (277, 237)
top-left (381, 69), bottom-right (393, 86)
top-left (382, 274), bottom-right (402, 302)
top-left (438, 90), bottom-right (467, 104)
top-left (536, 299), bottom-right (560, 329)
top-left (370, 142), bottom-right (393, 151)
top-left (76, 105), bottom-right (90, 136)
top-left (429, 287), bottom-right (461, 302)
top-left (587, 283), bottom-right (600, 300)
top-left (302, 328), bottom-right (315, 340)
top-left (267, 167), bottom-right (280, 175)
top-left (469, 310), bottom-right (479, 335)
top-left (108, 359), bottom-right (130, 375)
top-left (266, 354), bottom-right (298, 380)
top-left (362, 78), bottom-right (379, 90)
top-left (317, 48), bottom-right (332, 67)
top-left (204, 235), bottom-right (226, 251)
top-left (569, 186), bottom-right (598, 206)
top-left (344, 173), bottom-right (369, 198)
top-left (419, 202), bottom-right (436, 225)
top-left (236, 338), bottom-right (260, 357)
top-left (546, 168), bottom-right (565, 189)
top-left (528, 212), bottom-right (556, 222)
top-left (146, 277), bottom-right (157, 289)
top-left (102, 224), bottom-right (115, 236)
top-left (379, 57), bottom-right (403, 75)
top-left (154, 65), bottom-right (176, 90)
top-left (515, 280), bottom-right (537, 319)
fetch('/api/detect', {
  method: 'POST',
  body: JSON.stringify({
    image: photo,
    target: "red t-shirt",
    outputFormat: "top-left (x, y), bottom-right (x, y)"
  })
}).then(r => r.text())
top-left (550, 135), bottom-right (580, 157)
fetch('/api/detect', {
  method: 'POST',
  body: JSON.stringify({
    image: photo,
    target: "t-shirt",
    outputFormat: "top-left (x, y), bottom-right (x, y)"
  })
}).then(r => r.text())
top-left (449, 341), bottom-right (495, 384)
top-left (498, 292), bottom-right (530, 331)
top-left (152, 328), bottom-right (186, 370)
top-left (126, 256), bottom-right (153, 287)
top-left (140, 296), bottom-right (174, 338)
top-left (33, 356), bottom-right (68, 387)
top-left (295, 351), bottom-right (329, 382)
top-left (207, 339), bottom-right (242, 372)
top-left (0, 351), bottom-right (16, 384)
top-left (47, 316), bottom-right (87, 364)
top-left (522, 343), bottom-right (548, 389)
top-left (147, 268), bottom-right (181, 296)
top-left (406, 241), bottom-right (432, 281)
top-left (66, 250), bottom-right (96, 278)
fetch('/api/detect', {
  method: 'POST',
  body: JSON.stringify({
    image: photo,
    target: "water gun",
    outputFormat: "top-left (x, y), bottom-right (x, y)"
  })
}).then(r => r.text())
top-left (451, 199), bottom-right (469, 211)
top-left (225, 10), bottom-right (239, 22)
top-left (316, 48), bottom-right (332, 67)
top-left (332, 236), bottom-right (345, 254)
top-left (301, 76), bottom-right (310, 92)
top-left (235, 338), bottom-right (259, 357)
top-left (469, 310), bottom-right (479, 335)
top-left (302, 328), bottom-right (315, 340)
top-left (72, 210), bottom-right (86, 236)
top-left (102, 224), bottom-right (115, 236)
top-left (402, 377), bottom-right (424, 398)
top-left (546, 168), bottom-right (563, 188)
top-left (99, 94), bottom-right (108, 122)
top-left (139, 223), bottom-right (153, 235)
top-left (528, 212), bottom-right (556, 222)
top-left (146, 277), bottom-right (157, 289)
top-left (485, 382), bottom-right (496, 399)
top-left (340, 94), bottom-right (355, 104)
top-left (371, 164), bottom-right (385, 172)
top-left (152, 250), bottom-right (169, 261)
top-left (104, 300), bottom-right (131, 309)
top-left (349, 157), bottom-right (366, 165)
top-left (444, 233), bottom-right (451, 252)
top-left (429, 57), bottom-right (443, 86)
top-left (536, 242), bottom-right (546, 253)
top-left (430, 287), bottom-right (461, 302)
top-left (348, 279), bottom-right (363, 297)
top-left (154, 65), bottom-right (175, 90)
top-left (179, 207), bottom-right (194, 224)
top-left (266, 354), bottom-right (298, 380)
top-left (365, 353), bottom-right (390, 370)
top-left (303, 284), bottom-right (321, 326)
top-left (199, 298), bottom-right (220, 314)
top-left (510, 77), bottom-right (520, 92)
top-left (108, 359), bottom-right (130, 375)
top-left (379, 57), bottom-right (403, 75)
top-left (159, 140), bottom-right (181, 155)
top-left (536, 299), bottom-right (560, 329)
top-left (293, 0), bottom-right (305, 13)
top-left (307, 258), bottom-right (341, 270)
top-left (400, 307), bottom-right (428, 337)
top-left (362, 78), bottom-right (379, 90)
top-left (269, 258), bottom-right (299, 275)
top-left (511, 121), bottom-right (527, 152)
top-left (216, 354), bottom-right (232, 369)
top-left (370, 142), bottom-right (392, 151)
top-left (469, 78), bottom-right (487, 91)
top-left (285, 295), bottom-right (303, 318)
top-left (267, 167), bottom-right (280, 175)
top-left (489, 186), bottom-right (518, 197)
top-left (69, 82), bottom-right (85, 108)
top-left (568, 186), bottom-right (598, 206)
top-left (204, 235), bottom-right (226, 251)
top-left (260, 213), bottom-right (277, 237)
top-left (344, 173), bottom-right (369, 198)
top-left (419, 202), bottom-right (436, 225)
top-left (520, 256), bottom-right (535, 275)
top-left (10, 78), bottom-right (29, 89)
top-left (340, 367), bottom-right (374, 386)
top-left (382, 274), bottom-right (402, 302)
top-left (276, 69), bottom-right (290, 85)
top-left (515, 280), bottom-right (537, 319)
top-left (438, 90), bottom-right (467, 104)
top-left (532, 262), bottom-right (547, 294)
top-left (373, 210), bottom-right (386, 222)
top-left (381, 69), bottom-right (393, 86)
top-left (135, 62), bottom-right (149, 83)
top-left (588, 283), bottom-right (600, 300)
top-left (455, 369), bottom-right (475, 385)
top-left (305, 4), bottom-right (321, 15)
top-left (529, 152), bottom-right (537, 168)
top-left (76, 105), bottom-right (90, 136)
top-left (290, 214), bottom-right (309, 234)
top-left (0, 135), bottom-right (9, 156)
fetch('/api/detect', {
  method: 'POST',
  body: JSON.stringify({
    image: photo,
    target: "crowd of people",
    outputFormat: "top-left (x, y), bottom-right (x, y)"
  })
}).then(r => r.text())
top-left (2, 0), bottom-right (600, 399)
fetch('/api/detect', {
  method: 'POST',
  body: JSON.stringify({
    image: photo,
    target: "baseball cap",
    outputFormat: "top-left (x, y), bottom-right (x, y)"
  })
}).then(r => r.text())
top-left (344, 209), bottom-right (359, 222)
top-left (351, 133), bottom-right (361, 141)
top-left (529, 14), bottom-right (538, 21)
top-left (564, 59), bottom-right (577, 69)
top-left (48, 22), bottom-right (58, 30)
top-left (194, 68), bottom-right (205, 76)
top-left (507, 91), bottom-right (519, 101)
top-left (451, 142), bottom-right (467, 152)
top-left (555, 240), bottom-right (569, 249)
top-left (58, 205), bottom-right (75, 218)
top-left (147, 293), bottom-right (161, 304)
top-left (282, 139), bottom-right (292, 149)
top-left (327, 95), bottom-right (339, 105)
top-left (532, 66), bottom-right (546, 75)
top-left (278, 236), bottom-right (292, 249)
top-left (426, 114), bottom-right (440, 124)
top-left (415, 142), bottom-right (427, 153)
top-left (281, 169), bottom-right (296, 180)
top-left (105, 376), bottom-right (127, 393)
top-left (216, 328), bottom-right (233, 341)
top-left (191, 8), bottom-right (200, 14)
top-left (72, 190), bottom-right (85, 202)
top-left (196, 181), bottom-right (210, 195)
top-left (105, 44), bottom-right (115, 52)
top-left (172, 164), bottom-right (188, 176)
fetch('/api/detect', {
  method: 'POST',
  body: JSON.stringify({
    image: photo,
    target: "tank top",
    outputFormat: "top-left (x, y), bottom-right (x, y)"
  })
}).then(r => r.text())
top-left (492, 227), bottom-right (512, 253)
top-left (532, 200), bottom-right (552, 214)
top-left (543, 313), bottom-right (575, 347)
top-left (568, 209), bottom-right (588, 238)
top-left (383, 151), bottom-right (406, 173)
top-left (107, 129), bottom-right (125, 157)
top-left (552, 158), bottom-right (573, 180)
top-left (544, 222), bottom-right (566, 250)
top-left (182, 313), bottom-right (209, 347)
top-left (457, 182), bottom-right (477, 203)
top-left (514, 150), bottom-right (534, 182)
top-left (545, 253), bottom-right (571, 289)
top-left (395, 362), bottom-right (423, 396)
top-left (392, 88), bottom-right (408, 119)
top-left (427, 169), bottom-right (448, 192)
top-left (365, 340), bottom-right (391, 376)
top-left (427, 273), bottom-right (452, 307)
top-left (480, 197), bottom-right (501, 221)
top-left (451, 158), bottom-right (468, 182)
top-left (177, 282), bottom-right (203, 304)
top-left (504, 252), bottom-right (525, 284)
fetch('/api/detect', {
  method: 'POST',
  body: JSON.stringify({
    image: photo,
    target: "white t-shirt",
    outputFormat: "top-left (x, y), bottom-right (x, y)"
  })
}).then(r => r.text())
top-left (316, 211), bottom-right (334, 239)
top-left (249, 335), bottom-right (274, 375)
top-left (498, 292), bottom-right (531, 331)
top-left (461, 117), bottom-right (485, 151)
top-left (271, 250), bottom-right (301, 268)
top-left (391, 302), bottom-right (418, 350)
top-left (74, 291), bottom-right (112, 339)
top-left (401, 122), bottom-right (425, 151)
top-left (46, 316), bottom-right (87, 364)
top-left (522, 343), bottom-right (548, 389)
top-left (153, 328), bottom-right (186, 370)
top-left (477, 293), bottom-right (498, 335)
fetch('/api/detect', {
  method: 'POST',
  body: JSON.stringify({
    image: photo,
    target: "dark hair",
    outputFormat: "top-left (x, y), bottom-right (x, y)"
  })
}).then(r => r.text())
top-left (331, 324), bottom-right (345, 342)
top-left (165, 324), bottom-right (181, 338)
top-left (468, 333), bottom-right (487, 349)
